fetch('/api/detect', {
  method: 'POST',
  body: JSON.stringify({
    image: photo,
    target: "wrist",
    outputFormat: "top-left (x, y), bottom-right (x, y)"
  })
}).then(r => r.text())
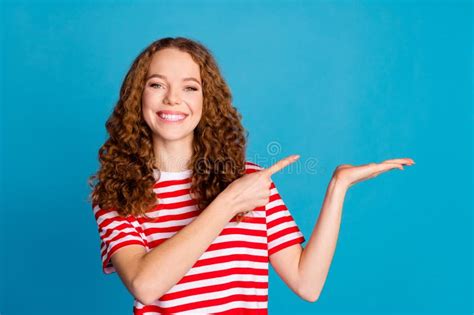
top-left (216, 189), bottom-right (240, 217)
top-left (329, 175), bottom-right (349, 193)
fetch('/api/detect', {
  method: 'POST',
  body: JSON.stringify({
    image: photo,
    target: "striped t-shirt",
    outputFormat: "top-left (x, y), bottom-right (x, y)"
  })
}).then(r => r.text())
top-left (92, 161), bottom-right (306, 314)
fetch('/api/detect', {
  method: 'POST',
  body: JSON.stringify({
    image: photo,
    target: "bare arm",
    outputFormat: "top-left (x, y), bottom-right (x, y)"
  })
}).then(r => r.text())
top-left (131, 192), bottom-right (237, 304)
top-left (297, 158), bottom-right (414, 301)
top-left (112, 155), bottom-right (300, 305)
top-left (297, 177), bottom-right (347, 301)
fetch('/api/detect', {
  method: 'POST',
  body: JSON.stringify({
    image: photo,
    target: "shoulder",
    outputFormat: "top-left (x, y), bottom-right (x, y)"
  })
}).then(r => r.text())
top-left (92, 203), bottom-right (134, 227)
top-left (244, 160), bottom-right (264, 174)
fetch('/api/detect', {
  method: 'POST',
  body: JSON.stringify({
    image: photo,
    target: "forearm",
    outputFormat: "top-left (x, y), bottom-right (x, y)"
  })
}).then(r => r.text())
top-left (298, 177), bottom-right (348, 301)
top-left (133, 192), bottom-right (237, 304)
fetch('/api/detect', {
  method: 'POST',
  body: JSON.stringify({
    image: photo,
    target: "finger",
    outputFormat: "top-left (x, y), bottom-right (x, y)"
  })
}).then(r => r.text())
top-left (263, 155), bottom-right (300, 176)
top-left (369, 167), bottom-right (396, 179)
top-left (382, 158), bottom-right (415, 164)
top-left (355, 162), bottom-right (407, 184)
top-left (363, 164), bottom-right (403, 181)
top-left (376, 163), bottom-right (404, 171)
top-left (362, 162), bottom-right (402, 174)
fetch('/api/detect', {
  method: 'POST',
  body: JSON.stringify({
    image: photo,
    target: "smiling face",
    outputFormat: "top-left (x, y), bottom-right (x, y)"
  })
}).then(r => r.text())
top-left (142, 48), bottom-right (203, 146)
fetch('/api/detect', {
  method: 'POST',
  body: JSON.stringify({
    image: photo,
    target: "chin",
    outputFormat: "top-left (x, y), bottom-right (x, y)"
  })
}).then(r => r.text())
top-left (153, 130), bottom-right (194, 142)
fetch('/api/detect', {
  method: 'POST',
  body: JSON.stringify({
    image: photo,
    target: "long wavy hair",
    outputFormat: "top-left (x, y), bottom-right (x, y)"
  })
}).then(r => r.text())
top-left (87, 37), bottom-right (250, 223)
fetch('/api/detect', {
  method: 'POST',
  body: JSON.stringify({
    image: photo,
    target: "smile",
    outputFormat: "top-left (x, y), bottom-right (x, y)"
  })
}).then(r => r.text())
top-left (157, 111), bottom-right (188, 123)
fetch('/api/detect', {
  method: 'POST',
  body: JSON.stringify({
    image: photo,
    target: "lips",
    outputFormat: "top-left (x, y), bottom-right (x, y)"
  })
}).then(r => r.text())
top-left (156, 110), bottom-right (188, 122)
top-left (157, 110), bottom-right (188, 116)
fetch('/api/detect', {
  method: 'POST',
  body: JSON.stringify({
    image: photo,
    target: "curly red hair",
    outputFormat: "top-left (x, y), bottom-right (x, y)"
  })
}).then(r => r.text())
top-left (88, 37), bottom-right (251, 223)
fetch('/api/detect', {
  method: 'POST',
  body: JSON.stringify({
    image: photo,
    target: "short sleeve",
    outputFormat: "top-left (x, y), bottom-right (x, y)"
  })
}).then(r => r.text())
top-left (92, 203), bottom-right (147, 274)
top-left (266, 181), bottom-right (306, 256)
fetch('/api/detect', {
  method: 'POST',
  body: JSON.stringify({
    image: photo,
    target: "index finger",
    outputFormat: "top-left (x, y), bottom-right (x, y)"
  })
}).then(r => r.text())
top-left (262, 155), bottom-right (300, 176)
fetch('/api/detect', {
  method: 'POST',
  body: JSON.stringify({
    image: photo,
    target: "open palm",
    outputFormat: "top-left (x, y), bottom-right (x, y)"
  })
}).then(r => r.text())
top-left (333, 158), bottom-right (415, 189)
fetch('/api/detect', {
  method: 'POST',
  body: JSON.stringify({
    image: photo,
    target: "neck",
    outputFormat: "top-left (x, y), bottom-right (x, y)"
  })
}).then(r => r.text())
top-left (152, 136), bottom-right (193, 172)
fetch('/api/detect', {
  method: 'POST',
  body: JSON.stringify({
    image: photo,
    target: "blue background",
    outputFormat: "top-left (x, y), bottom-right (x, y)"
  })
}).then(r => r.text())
top-left (0, 0), bottom-right (472, 314)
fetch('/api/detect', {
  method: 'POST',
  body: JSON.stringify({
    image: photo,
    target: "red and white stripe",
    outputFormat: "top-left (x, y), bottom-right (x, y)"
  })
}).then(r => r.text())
top-left (93, 161), bottom-right (305, 314)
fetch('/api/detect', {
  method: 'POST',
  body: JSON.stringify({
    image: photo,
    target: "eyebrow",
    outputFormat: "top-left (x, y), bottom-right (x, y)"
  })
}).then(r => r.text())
top-left (146, 73), bottom-right (201, 85)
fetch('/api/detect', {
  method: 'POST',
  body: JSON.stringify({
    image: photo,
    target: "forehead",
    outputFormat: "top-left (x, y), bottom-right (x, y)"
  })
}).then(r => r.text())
top-left (147, 48), bottom-right (201, 79)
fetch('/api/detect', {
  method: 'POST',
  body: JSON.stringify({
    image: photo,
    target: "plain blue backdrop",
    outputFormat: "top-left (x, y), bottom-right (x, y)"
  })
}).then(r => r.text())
top-left (0, 0), bottom-right (472, 314)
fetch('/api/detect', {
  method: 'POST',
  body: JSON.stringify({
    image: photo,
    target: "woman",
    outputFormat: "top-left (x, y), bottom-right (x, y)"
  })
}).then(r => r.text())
top-left (88, 36), bottom-right (414, 314)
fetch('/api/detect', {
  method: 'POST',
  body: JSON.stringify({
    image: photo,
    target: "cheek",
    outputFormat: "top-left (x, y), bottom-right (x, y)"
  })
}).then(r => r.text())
top-left (141, 91), bottom-right (151, 108)
top-left (141, 99), bottom-right (153, 117)
top-left (188, 94), bottom-right (203, 115)
top-left (141, 108), bottom-right (153, 127)
top-left (141, 91), bottom-right (164, 114)
top-left (143, 88), bottom-right (164, 103)
top-left (141, 97), bottom-right (157, 123)
top-left (191, 102), bottom-right (203, 118)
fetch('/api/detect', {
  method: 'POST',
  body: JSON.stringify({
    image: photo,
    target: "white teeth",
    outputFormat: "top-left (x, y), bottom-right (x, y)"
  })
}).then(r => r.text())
top-left (158, 113), bottom-right (186, 121)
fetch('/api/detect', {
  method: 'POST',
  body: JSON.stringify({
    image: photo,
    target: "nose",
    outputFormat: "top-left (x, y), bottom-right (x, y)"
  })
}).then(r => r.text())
top-left (163, 86), bottom-right (181, 106)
